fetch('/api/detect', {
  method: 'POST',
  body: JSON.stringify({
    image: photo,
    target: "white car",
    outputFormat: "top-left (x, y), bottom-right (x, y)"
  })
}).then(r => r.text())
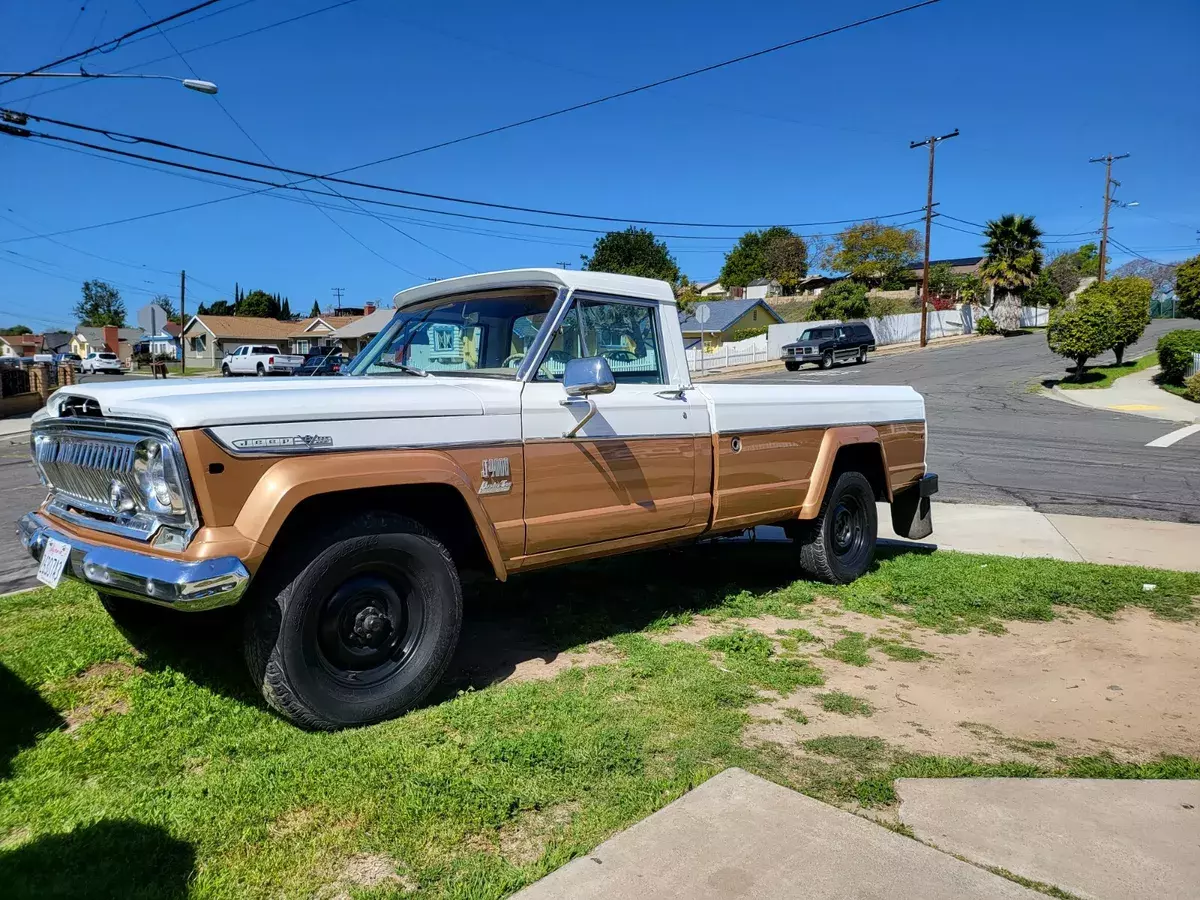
top-left (221, 344), bottom-right (304, 377)
top-left (80, 351), bottom-right (123, 374)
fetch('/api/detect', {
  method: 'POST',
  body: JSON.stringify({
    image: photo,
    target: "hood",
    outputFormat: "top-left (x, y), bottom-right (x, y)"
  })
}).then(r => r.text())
top-left (46, 375), bottom-right (521, 430)
top-left (784, 339), bottom-right (824, 349)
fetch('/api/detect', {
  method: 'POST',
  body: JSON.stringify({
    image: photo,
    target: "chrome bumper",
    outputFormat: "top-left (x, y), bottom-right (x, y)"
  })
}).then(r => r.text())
top-left (17, 512), bottom-right (249, 611)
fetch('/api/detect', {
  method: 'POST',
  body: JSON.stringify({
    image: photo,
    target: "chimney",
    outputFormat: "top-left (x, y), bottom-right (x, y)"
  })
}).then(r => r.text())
top-left (102, 325), bottom-right (119, 353)
top-left (364, 301), bottom-right (376, 316)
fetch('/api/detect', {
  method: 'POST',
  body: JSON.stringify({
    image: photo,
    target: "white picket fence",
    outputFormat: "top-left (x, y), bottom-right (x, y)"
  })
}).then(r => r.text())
top-left (685, 333), bottom-right (770, 372)
top-left (1188, 352), bottom-right (1200, 379)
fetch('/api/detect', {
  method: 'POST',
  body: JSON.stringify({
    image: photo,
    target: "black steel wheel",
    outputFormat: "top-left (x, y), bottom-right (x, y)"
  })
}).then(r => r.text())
top-left (784, 360), bottom-right (801, 372)
top-left (243, 512), bottom-right (462, 730)
top-left (796, 470), bottom-right (877, 583)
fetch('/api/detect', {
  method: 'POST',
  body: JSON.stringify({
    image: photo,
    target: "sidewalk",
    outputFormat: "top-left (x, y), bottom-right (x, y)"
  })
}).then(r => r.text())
top-left (0, 414), bottom-right (33, 438)
top-left (876, 500), bottom-right (1200, 572)
top-left (1048, 365), bottom-right (1199, 423)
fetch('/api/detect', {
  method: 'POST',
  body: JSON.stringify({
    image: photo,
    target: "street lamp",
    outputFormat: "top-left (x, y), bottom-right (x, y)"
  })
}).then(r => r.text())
top-left (0, 71), bottom-right (217, 94)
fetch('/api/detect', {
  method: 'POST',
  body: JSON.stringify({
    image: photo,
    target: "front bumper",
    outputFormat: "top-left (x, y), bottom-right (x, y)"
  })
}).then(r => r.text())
top-left (18, 512), bottom-right (249, 611)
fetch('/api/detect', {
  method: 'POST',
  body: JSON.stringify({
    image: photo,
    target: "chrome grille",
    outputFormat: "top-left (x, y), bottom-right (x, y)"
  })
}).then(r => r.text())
top-left (34, 432), bottom-right (142, 511)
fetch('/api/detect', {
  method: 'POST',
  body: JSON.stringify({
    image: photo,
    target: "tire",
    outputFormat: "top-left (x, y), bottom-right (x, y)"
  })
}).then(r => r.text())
top-left (222, 364), bottom-right (231, 377)
top-left (857, 348), bottom-right (867, 364)
top-left (819, 351), bottom-right (834, 370)
top-left (243, 512), bottom-right (463, 730)
top-left (784, 361), bottom-right (801, 372)
top-left (256, 363), bottom-right (266, 377)
top-left (796, 470), bottom-right (877, 584)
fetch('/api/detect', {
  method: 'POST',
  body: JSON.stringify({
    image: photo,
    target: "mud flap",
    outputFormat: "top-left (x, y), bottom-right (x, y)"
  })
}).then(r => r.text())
top-left (891, 474), bottom-right (937, 540)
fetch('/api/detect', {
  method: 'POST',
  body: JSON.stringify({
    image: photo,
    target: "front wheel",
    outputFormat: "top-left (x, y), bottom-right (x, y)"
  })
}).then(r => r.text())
top-left (243, 512), bottom-right (463, 730)
top-left (784, 361), bottom-right (801, 372)
top-left (819, 351), bottom-right (834, 370)
top-left (222, 364), bottom-right (231, 377)
top-left (795, 470), bottom-right (877, 584)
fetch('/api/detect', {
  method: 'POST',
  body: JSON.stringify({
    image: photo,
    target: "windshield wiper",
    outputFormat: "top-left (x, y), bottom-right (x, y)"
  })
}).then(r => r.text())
top-left (372, 360), bottom-right (430, 376)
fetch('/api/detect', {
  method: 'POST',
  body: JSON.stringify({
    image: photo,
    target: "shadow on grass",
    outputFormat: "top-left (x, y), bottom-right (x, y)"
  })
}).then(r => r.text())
top-left (0, 819), bottom-right (195, 900)
top-left (0, 662), bottom-right (64, 779)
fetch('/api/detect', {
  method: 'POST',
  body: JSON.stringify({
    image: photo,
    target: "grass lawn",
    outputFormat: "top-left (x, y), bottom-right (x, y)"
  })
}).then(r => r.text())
top-left (1159, 382), bottom-right (1197, 402)
top-left (1053, 351), bottom-right (1159, 390)
top-left (3, 543), bottom-right (1199, 898)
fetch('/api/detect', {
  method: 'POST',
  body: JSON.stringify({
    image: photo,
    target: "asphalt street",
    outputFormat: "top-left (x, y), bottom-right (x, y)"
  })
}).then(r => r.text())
top-left (3, 323), bottom-right (1198, 594)
top-left (733, 318), bottom-right (1200, 523)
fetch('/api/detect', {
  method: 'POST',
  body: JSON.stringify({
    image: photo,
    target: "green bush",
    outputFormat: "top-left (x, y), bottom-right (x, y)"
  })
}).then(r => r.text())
top-left (975, 316), bottom-right (998, 335)
top-left (810, 280), bottom-right (869, 321)
top-left (132, 351), bottom-right (152, 367)
top-left (1077, 276), bottom-right (1150, 364)
top-left (727, 326), bottom-right (768, 342)
top-left (1177, 255), bottom-right (1200, 319)
top-left (1156, 329), bottom-right (1200, 385)
top-left (1047, 290), bottom-right (1119, 381)
top-left (1184, 372), bottom-right (1200, 403)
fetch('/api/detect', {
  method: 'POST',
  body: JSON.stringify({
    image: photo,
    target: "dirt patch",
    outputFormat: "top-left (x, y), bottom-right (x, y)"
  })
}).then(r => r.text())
top-left (740, 606), bottom-right (1200, 761)
top-left (498, 801), bottom-right (581, 866)
top-left (318, 853), bottom-right (415, 899)
top-left (60, 660), bottom-right (135, 733)
top-left (446, 618), bottom-right (619, 690)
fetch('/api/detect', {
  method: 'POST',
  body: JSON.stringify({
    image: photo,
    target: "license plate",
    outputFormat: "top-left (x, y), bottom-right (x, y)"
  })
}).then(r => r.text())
top-left (37, 538), bottom-right (72, 589)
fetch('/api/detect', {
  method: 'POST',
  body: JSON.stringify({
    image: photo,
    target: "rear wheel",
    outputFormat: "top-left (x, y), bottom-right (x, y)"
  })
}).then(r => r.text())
top-left (795, 470), bottom-right (877, 584)
top-left (242, 512), bottom-right (463, 730)
top-left (784, 361), bottom-right (801, 372)
top-left (857, 348), bottom-right (867, 364)
top-left (256, 363), bottom-right (266, 376)
top-left (819, 351), bottom-right (834, 370)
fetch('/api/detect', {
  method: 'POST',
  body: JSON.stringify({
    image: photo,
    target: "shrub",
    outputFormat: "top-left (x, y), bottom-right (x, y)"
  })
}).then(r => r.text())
top-left (867, 294), bottom-right (914, 318)
top-left (132, 351), bottom-right (152, 367)
top-left (1047, 289), bottom-right (1118, 381)
top-left (727, 326), bottom-right (768, 342)
top-left (810, 280), bottom-right (869, 320)
top-left (1177, 255), bottom-right (1200, 319)
top-left (1078, 276), bottom-right (1151, 364)
top-left (1156, 329), bottom-right (1200, 385)
top-left (1184, 372), bottom-right (1200, 403)
top-left (975, 316), bottom-right (998, 335)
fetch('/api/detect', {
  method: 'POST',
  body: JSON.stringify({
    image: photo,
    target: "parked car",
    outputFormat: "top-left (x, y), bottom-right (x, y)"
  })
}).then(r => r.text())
top-left (80, 351), bottom-right (123, 375)
top-left (54, 353), bottom-right (82, 365)
top-left (221, 344), bottom-right (304, 376)
top-left (20, 268), bottom-right (935, 730)
top-left (781, 322), bottom-right (876, 371)
top-left (296, 353), bottom-right (348, 376)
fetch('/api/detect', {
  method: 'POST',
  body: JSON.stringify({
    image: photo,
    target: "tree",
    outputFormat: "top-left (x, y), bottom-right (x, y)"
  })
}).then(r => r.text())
top-left (73, 279), bottom-right (126, 327)
top-left (236, 289), bottom-right (281, 318)
top-left (1175, 255), bottom-right (1200, 319)
top-left (1044, 251), bottom-right (1083, 300)
top-left (720, 226), bottom-right (808, 293)
top-left (582, 227), bottom-right (680, 284)
top-left (822, 221), bottom-right (922, 286)
top-left (954, 272), bottom-right (985, 304)
top-left (809, 279), bottom-right (869, 321)
top-left (281, 298), bottom-right (292, 319)
top-left (206, 300), bottom-right (233, 316)
top-left (1075, 243), bottom-right (1099, 277)
top-left (0, 324), bottom-right (33, 335)
top-left (1047, 289), bottom-right (1117, 382)
top-left (148, 293), bottom-right (182, 325)
top-left (1111, 259), bottom-right (1177, 299)
top-left (1104, 276), bottom-right (1152, 365)
top-left (926, 262), bottom-right (956, 298)
top-left (675, 283), bottom-right (700, 316)
top-left (980, 214), bottom-right (1043, 332)
top-left (1025, 271), bottom-right (1064, 309)
top-left (310, 300), bottom-right (321, 317)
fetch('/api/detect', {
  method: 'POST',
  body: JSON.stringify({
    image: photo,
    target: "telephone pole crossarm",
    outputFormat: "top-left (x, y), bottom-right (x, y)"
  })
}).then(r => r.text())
top-left (910, 129), bottom-right (959, 348)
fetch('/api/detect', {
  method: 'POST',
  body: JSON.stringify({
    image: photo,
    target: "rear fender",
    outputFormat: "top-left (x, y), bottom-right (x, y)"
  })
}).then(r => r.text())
top-left (798, 426), bottom-right (889, 519)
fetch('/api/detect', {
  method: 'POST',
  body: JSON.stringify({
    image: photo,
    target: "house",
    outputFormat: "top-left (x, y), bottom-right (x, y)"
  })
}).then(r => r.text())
top-left (135, 321), bottom-right (182, 360)
top-left (905, 256), bottom-right (984, 282)
top-left (41, 331), bottom-right (73, 355)
top-left (696, 281), bottom-right (727, 297)
top-left (71, 326), bottom-right (143, 362)
top-left (678, 299), bottom-right (784, 350)
top-left (289, 315), bottom-right (364, 355)
top-left (0, 333), bottom-right (43, 358)
top-left (745, 278), bottom-right (782, 300)
top-left (181, 315), bottom-right (302, 368)
top-left (332, 306), bottom-right (393, 356)
top-left (794, 274), bottom-right (842, 296)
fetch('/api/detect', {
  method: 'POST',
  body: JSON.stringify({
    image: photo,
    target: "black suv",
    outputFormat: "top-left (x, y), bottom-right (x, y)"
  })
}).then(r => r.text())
top-left (781, 322), bottom-right (876, 371)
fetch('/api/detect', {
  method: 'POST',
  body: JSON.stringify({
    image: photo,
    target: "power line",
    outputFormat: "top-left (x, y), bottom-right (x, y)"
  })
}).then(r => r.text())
top-left (2, 0), bottom-right (371, 106)
top-left (324, 1), bottom-right (943, 176)
top-left (0, 0), bottom-right (226, 87)
top-left (7, 108), bottom-right (931, 230)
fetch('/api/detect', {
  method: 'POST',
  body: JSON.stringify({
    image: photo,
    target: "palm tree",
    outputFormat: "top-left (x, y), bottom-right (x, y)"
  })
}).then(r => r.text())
top-left (980, 214), bottom-right (1044, 332)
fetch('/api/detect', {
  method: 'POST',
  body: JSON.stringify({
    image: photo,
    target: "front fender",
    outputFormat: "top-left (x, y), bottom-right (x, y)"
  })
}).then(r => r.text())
top-left (233, 449), bottom-right (508, 580)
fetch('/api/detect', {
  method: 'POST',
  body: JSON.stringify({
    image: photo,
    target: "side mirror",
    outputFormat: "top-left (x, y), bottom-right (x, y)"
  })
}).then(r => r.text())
top-left (562, 357), bottom-right (616, 398)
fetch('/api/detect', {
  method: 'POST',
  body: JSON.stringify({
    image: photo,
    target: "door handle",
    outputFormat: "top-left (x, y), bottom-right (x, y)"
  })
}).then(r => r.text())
top-left (654, 387), bottom-right (690, 400)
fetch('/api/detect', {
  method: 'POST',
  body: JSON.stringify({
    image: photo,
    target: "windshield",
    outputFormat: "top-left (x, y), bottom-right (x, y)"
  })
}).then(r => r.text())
top-left (347, 288), bottom-right (557, 378)
top-left (98, 353), bottom-right (117, 360)
top-left (800, 328), bottom-right (831, 341)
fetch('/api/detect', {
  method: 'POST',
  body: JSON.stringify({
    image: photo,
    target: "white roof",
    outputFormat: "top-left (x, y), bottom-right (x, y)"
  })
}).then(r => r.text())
top-left (390, 268), bottom-right (677, 310)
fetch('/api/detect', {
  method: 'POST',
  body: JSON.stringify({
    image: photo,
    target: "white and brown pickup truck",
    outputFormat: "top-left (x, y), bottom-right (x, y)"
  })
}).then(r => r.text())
top-left (19, 269), bottom-right (936, 729)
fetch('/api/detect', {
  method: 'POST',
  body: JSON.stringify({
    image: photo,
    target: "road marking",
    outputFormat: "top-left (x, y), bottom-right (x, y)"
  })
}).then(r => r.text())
top-left (1146, 424), bottom-right (1200, 448)
top-left (1110, 403), bottom-right (1162, 411)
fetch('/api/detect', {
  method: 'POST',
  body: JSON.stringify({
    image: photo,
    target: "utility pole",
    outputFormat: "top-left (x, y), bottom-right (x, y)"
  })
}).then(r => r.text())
top-left (910, 130), bottom-right (958, 347)
top-left (1089, 153), bottom-right (1129, 283)
top-left (555, 260), bottom-right (572, 269)
top-left (331, 287), bottom-right (345, 313)
top-left (179, 270), bottom-right (187, 376)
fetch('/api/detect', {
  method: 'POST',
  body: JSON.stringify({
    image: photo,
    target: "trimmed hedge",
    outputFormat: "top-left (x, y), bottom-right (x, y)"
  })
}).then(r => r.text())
top-left (1156, 329), bottom-right (1200, 385)
top-left (727, 326), bottom-right (769, 342)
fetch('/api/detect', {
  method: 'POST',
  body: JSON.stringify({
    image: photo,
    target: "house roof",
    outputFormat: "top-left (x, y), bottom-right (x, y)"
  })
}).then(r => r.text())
top-left (163, 322), bottom-right (181, 337)
top-left (906, 256), bottom-right (984, 275)
top-left (182, 315), bottom-right (297, 340)
top-left (333, 307), bottom-right (394, 339)
top-left (747, 277), bottom-right (778, 287)
top-left (76, 326), bottom-right (143, 345)
top-left (0, 333), bottom-right (43, 352)
top-left (678, 299), bottom-right (783, 334)
top-left (288, 315), bottom-right (362, 338)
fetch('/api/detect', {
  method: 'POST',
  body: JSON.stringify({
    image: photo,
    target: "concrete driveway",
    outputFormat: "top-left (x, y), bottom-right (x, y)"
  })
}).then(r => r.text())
top-left (732, 319), bottom-right (1200, 522)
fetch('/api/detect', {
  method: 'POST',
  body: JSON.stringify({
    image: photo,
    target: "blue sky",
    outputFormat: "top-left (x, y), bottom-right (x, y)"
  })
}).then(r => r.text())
top-left (1, 0), bottom-right (1197, 330)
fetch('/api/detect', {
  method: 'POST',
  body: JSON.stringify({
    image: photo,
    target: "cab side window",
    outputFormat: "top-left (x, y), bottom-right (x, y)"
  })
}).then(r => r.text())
top-left (536, 298), bottom-right (663, 384)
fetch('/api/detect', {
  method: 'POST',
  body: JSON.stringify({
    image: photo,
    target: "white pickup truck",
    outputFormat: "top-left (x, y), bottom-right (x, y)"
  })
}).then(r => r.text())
top-left (20, 268), bottom-right (936, 730)
top-left (220, 344), bottom-right (303, 376)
